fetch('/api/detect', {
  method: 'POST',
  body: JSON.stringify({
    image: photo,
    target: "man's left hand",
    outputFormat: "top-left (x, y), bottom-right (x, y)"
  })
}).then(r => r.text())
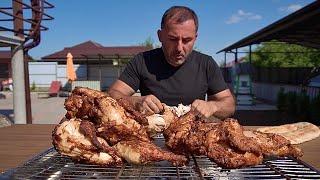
top-left (191, 99), bottom-right (217, 118)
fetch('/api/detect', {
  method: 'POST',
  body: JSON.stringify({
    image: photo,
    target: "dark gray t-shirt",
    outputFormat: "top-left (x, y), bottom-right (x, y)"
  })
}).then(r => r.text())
top-left (119, 48), bottom-right (227, 106)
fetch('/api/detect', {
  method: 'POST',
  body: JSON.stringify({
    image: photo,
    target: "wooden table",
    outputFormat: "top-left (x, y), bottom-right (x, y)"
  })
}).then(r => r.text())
top-left (0, 125), bottom-right (319, 173)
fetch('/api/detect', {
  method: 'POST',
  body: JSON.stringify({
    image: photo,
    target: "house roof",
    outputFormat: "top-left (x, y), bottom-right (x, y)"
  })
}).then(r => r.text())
top-left (0, 51), bottom-right (11, 59)
top-left (41, 40), bottom-right (150, 61)
top-left (217, 1), bottom-right (320, 53)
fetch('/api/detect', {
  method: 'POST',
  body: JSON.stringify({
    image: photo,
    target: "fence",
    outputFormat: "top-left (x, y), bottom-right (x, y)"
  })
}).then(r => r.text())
top-left (28, 62), bottom-right (123, 90)
top-left (253, 82), bottom-right (319, 103)
top-left (252, 67), bottom-right (313, 85)
top-left (220, 67), bottom-right (314, 85)
top-left (220, 66), bottom-right (319, 103)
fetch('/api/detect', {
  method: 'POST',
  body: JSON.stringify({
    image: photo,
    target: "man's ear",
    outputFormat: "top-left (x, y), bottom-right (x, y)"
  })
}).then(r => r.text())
top-left (157, 29), bottom-right (162, 42)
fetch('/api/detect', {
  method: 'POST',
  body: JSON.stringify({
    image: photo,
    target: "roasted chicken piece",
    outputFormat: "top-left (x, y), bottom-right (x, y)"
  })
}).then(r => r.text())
top-left (97, 123), bottom-right (150, 145)
top-left (243, 130), bottom-right (303, 157)
top-left (97, 122), bottom-right (187, 166)
top-left (52, 118), bottom-right (122, 166)
top-left (184, 119), bottom-right (263, 168)
top-left (164, 112), bottom-right (302, 168)
top-left (115, 138), bottom-right (187, 166)
top-left (59, 87), bottom-right (187, 166)
top-left (65, 91), bottom-right (146, 133)
top-left (163, 111), bottom-right (196, 154)
top-left (72, 87), bottom-right (107, 98)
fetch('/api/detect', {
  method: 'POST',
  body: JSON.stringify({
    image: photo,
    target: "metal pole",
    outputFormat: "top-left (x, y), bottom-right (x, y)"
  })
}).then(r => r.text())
top-left (224, 52), bottom-right (227, 67)
top-left (235, 48), bottom-right (238, 63)
top-left (86, 58), bottom-right (89, 80)
top-left (13, 0), bottom-right (30, 124)
top-left (11, 44), bottom-right (27, 124)
top-left (117, 55), bottom-right (120, 77)
top-left (249, 45), bottom-right (252, 64)
top-left (99, 55), bottom-right (102, 89)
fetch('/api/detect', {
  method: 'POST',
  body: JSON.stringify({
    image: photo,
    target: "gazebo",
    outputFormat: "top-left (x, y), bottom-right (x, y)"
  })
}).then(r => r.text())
top-left (217, 1), bottom-right (320, 105)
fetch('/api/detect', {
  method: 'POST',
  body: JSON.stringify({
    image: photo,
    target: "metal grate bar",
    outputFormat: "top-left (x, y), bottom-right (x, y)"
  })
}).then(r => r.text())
top-left (1, 136), bottom-right (320, 179)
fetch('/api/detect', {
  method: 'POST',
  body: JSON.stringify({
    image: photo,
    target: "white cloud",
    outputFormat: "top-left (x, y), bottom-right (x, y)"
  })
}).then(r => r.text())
top-left (279, 4), bottom-right (303, 13)
top-left (226, 10), bottom-right (262, 24)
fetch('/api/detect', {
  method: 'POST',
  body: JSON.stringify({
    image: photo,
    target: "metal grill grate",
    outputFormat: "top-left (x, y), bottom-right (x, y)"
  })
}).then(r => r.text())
top-left (1, 135), bottom-right (320, 179)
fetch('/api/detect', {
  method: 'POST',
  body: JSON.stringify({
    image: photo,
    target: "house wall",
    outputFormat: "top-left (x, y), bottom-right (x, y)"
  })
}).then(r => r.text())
top-left (29, 62), bottom-right (57, 88)
top-left (87, 64), bottom-right (125, 90)
top-left (0, 59), bottom-right (11, 81)
top-left (28, 62), bottom-right (122, 90)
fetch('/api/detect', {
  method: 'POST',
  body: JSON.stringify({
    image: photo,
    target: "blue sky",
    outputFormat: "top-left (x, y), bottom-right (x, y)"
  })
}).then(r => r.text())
top-left (1, 0), bottom-right (315, 64)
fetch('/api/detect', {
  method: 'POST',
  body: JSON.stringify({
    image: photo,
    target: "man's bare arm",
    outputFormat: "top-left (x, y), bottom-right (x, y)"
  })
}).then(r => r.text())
top-left (108, 80), bottom-right (163, 114)
top-left (191, 89), bottom-right (235, 119)
top-left (108, 80), bottom-right (136, 98)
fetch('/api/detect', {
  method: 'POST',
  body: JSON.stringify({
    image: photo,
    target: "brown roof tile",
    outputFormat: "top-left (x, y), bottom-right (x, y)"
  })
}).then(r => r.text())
top-left (42, 40), bottom-right (150, 60)
top-left (0, 51), bottom-right (11, 59)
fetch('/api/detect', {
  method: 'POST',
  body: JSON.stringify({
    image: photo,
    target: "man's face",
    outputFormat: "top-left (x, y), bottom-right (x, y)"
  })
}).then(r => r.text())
top-left (158, 19), bottom-right (197, 67)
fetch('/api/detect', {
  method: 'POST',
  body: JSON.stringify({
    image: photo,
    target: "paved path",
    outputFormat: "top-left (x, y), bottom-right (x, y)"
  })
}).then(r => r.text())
top-left (0, 92), bottom-right (66, 124)
top-left (0, 91), bottom-right (277, 125)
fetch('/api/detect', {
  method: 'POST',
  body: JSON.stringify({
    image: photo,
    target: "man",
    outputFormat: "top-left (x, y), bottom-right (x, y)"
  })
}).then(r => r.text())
top-left (108, 6), bottom-right (235, 119)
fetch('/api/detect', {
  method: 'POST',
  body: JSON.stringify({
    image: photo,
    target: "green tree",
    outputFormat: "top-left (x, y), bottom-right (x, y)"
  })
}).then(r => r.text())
top-left (140, 36), bottom-right (154, 49)
top-left (244, 41), bottom-right (320, 67)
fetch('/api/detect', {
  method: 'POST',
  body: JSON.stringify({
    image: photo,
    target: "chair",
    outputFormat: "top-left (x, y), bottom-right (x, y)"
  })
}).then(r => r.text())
top-left (38, 81), bottom-right (62, 98)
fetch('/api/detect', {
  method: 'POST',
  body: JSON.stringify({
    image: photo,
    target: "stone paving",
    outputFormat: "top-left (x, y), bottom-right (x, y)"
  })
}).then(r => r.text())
top-left (0, 92), bottom-right (66, 125)
top-left (0, 91), bottom-right (277, 127)
top-left (0, 114), bottom-right (12, 128)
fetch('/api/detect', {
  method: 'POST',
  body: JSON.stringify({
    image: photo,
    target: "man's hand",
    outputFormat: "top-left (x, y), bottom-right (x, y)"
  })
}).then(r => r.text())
top-left (191, 99), bottom-right (217, 118)
top-left (191, 89), bottom-right (235, 119)
top-left (134, 95), bottom-right (164, 115)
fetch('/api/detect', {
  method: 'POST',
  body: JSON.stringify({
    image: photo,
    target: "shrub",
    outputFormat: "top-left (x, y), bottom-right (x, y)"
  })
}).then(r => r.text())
top-left (286, 91), bottom-right (297, 115)
top-left (31, 81), bottom-right (36, 91)
top-left (296, 90), bottom-right (310, 121)
top-left (310, 93), bottom-right (320, 124)
top-left (277, 87), bottom-right (286, 111)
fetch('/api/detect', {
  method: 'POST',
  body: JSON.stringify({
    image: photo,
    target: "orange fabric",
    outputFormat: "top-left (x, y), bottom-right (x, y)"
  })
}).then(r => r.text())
top-left (66, 52), bottom-right (77, 81)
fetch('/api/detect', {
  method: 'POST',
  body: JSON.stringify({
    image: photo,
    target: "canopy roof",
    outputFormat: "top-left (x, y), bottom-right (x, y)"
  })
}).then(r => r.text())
top-left (217, 1), bottom-right (320, 53)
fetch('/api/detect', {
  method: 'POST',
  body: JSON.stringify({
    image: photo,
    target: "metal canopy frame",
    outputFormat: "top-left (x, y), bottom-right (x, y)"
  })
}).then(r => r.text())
top-left (0, 34), bottom-right (24, 46)
top-left (217, 1), bottom-right (320, 54)
top-left (0, 0), bottom-right (54, 124)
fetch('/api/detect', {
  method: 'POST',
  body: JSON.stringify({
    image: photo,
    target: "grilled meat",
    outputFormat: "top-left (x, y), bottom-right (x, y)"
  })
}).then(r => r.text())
top-left (115, 138), bottom-right (187, 166)
top-left (55, 87), bottom-right (303, 169)
top-left (54, 87), bottom-right (187, 166)
top-left (243, 130), bottom-right (302, 157)
top-left (164, 112), bottom-right (303, 168)
top-left (52, 118), bottom-right (122, 166)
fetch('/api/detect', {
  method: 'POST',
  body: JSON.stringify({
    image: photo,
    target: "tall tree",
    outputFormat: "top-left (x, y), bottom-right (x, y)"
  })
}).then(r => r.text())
top-left (140, 36), bottom-right (154, 49)
top-left (244, 41), bottom-right (320, 67)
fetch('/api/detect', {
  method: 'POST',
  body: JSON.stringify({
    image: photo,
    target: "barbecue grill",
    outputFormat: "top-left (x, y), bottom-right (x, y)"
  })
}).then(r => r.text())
top-left (1, 135), bottom-right (320, 179)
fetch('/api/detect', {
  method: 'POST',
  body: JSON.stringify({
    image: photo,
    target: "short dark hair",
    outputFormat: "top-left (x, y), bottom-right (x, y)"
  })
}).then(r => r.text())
top-left (161, 6), bottom-right (199, 32)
